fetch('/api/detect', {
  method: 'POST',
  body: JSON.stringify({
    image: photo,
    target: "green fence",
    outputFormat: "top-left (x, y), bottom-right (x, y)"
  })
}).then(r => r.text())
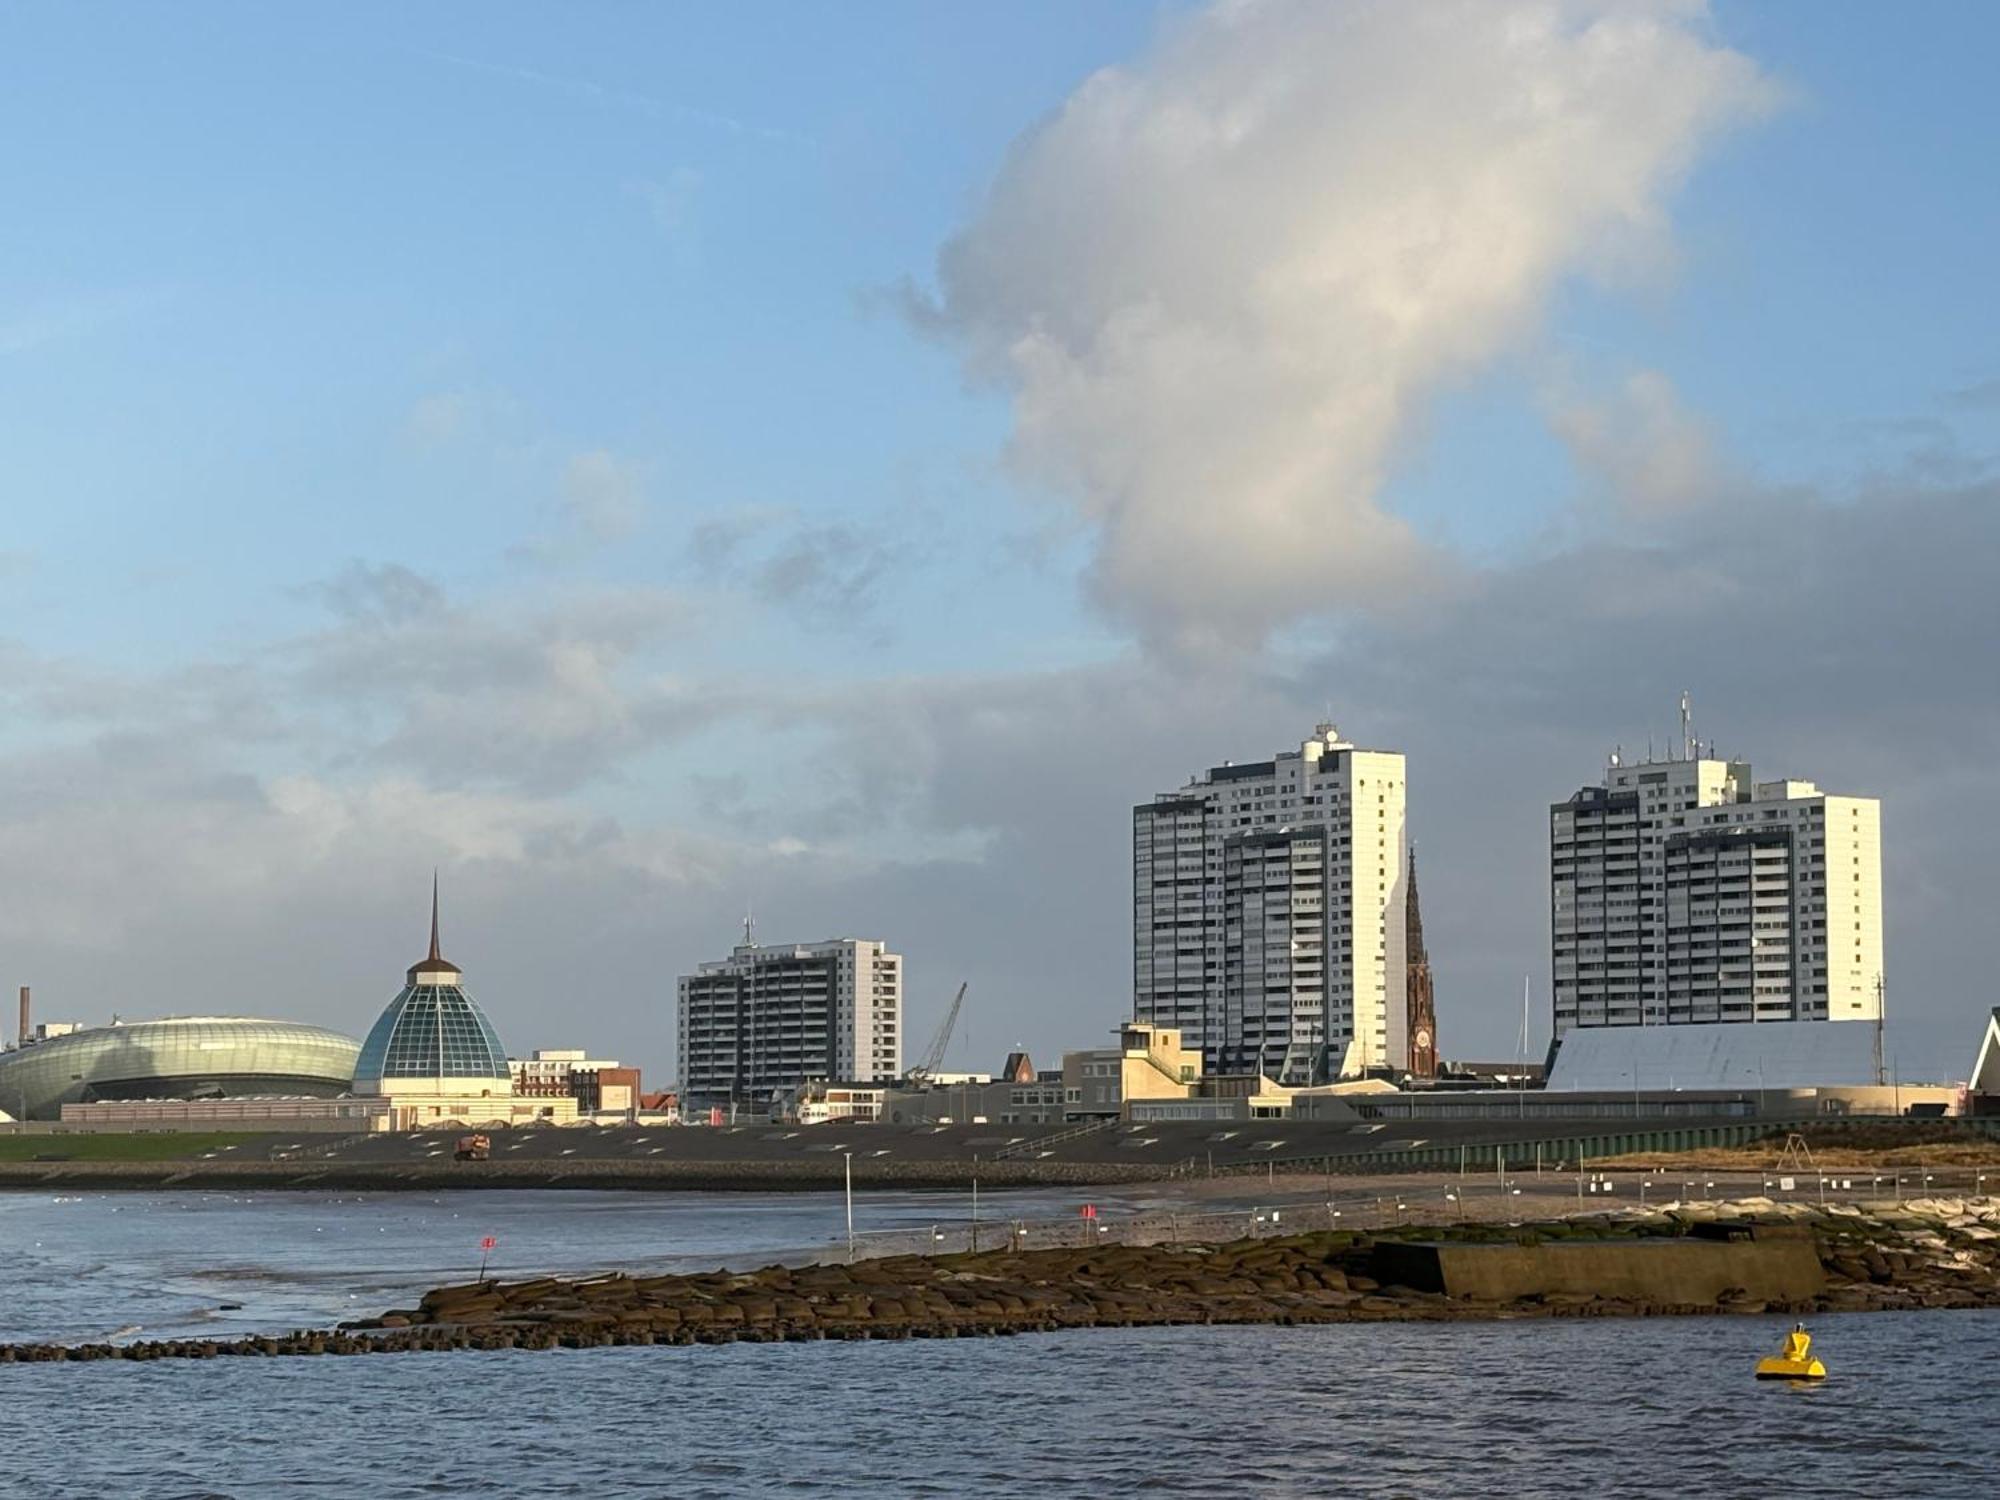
top-left (1266, 1113), bottom-right (2000, 1176)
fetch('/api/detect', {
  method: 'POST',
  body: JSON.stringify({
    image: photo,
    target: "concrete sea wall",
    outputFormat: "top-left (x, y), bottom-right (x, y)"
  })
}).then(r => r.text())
top-left (1372, 1230), bottom-right (1826, 1304)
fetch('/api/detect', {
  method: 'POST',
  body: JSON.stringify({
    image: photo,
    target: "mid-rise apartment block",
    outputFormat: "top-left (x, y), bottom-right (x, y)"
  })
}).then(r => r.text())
top-left (1551, 742), bottom-right (1882, 1036)
top-left (1133, 724), bottom-right (1407, 1082)
top-left (509, 1049), bottom-right (641, 1113)
top-left (675, 937), bottom-right (902, 1108)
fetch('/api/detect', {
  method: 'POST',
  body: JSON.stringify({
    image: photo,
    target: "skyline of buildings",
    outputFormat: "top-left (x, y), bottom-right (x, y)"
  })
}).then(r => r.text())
top-left (0, 708), bottom-right (1893, 1111)
top-left (1132, 724), bottom-right (1408, 1084)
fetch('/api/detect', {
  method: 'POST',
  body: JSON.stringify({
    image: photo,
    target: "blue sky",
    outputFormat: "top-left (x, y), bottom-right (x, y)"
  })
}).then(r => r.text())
top-left (3, 2), bottom-right (1143, 671)
top-left (1, 2), bottom-right (1995, 1078)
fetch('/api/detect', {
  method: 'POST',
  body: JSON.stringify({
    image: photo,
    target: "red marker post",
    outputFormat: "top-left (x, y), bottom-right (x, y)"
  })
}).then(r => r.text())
top-left (479, 1235), bottom-right (498, 1282)
top-left (1079, 1203), bottom-right (1098, 1246)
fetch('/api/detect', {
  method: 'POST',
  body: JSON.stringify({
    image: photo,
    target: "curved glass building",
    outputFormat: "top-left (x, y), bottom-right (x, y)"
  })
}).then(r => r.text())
top-left (0, 1017), bottom-right (360, 1122)
top-left (353, 882), bottom-right (515, 1103)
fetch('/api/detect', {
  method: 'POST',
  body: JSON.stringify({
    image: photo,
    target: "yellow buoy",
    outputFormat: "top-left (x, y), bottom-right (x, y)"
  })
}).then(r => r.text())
top-left (1755, 1323), bottom-right (1827, 1380)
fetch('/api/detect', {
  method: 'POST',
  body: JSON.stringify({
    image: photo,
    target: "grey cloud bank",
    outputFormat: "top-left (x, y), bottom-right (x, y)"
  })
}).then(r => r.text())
top-left (0, 475), bottom-right (1992, 1078)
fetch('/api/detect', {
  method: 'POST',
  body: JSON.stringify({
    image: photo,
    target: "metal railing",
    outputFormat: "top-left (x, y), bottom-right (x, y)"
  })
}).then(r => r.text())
top-left (1257, 1114), bottom-right (2000, 1177)
top-left (986, 1118), bottom-right (1121, 1161)
top-left (818, 1166), bottom-right (2000, 1264)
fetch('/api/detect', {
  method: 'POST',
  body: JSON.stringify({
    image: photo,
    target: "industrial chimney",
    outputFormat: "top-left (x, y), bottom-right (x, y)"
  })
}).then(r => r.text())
top-left (17, 986), bottom-right (28, 1049)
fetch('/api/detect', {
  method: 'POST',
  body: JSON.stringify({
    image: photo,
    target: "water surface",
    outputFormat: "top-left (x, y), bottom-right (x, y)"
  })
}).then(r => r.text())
top-left (4, 1189), bottom-right (1994, 1498)
top-left (6, 1313), bottom-right (1995, 1498)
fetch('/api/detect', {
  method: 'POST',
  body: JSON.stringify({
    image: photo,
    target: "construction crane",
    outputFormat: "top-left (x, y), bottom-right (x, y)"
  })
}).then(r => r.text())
top-left (905, 982), bottom-right (968, 1085)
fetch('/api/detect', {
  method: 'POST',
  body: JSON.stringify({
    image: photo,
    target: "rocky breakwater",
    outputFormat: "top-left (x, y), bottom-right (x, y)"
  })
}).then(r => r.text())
top-left (7, 1197), bottom-right (1997, 1363)
top-left (1755, 1194), bottom-right (2000, 1314)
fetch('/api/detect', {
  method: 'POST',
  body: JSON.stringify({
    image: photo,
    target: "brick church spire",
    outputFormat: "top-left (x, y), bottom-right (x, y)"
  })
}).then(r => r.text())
top-left (1406, 848), bottom-right (1438, 1077)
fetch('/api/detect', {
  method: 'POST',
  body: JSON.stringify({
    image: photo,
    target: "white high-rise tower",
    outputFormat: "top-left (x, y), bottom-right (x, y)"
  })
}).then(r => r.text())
top-left (1133, 725), bottom-right (1407, 1082)
top-left (1550, 715), bottom-right (1882, 1036)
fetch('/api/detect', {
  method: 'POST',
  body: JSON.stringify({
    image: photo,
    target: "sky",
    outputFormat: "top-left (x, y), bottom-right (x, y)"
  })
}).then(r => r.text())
top-left (1, 0), bottom-right (1996, 1083)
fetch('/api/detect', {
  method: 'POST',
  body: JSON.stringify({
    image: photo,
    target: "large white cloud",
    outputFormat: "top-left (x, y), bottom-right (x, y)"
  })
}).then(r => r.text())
top-left (917, 0), bottom-right (1776, 650)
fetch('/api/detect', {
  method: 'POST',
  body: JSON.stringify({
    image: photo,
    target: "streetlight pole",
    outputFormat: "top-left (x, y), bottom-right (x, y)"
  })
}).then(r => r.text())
top-left (843, 1150), bottom-right (855, 1261)
top-left (971, 1153), bottom-right (980, 1253)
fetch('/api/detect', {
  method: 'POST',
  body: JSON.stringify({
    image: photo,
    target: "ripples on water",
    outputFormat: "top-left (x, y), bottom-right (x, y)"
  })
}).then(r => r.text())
top-left (0, 1187), bottom-right (1110, 1344)
top-left (4, 1192), bottom-right (1997, 1497)
top-left (5, 1312), bottom-right (1997, 1499)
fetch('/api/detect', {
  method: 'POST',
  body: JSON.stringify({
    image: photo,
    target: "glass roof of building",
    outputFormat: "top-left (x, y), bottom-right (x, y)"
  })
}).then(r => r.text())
top-left (354, 984), bottom-right (511, 1085)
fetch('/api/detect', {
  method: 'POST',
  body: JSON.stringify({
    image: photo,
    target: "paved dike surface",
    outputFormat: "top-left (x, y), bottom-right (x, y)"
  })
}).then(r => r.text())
top-left (9, 1196), bottom-right (1997, 1362)
top-left (0, 1117), bottom-right (1461, 1189)
top-left (14, 1116), bottom-right (1973, 1191)
top-left (0, 1117), bottom-right (1556, 1191)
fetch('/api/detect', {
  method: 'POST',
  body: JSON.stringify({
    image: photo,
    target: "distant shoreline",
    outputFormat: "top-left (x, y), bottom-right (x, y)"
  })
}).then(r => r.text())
top-left (0, 1158), bottom-right (1166, 1194)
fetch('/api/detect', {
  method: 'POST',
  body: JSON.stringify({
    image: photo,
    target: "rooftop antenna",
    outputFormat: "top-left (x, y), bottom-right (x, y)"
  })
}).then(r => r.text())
top-left (1874, 972), bottom-right (1887, 1087)
top-left (429, 871), bottom-right (444, 1091)
top-left (1680, 690), bottom-right (1693, 762)
top-left (742, 903), bottom-right (756, 949)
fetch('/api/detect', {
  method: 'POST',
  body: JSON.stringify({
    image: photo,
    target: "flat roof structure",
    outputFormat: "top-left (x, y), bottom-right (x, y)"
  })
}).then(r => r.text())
top-left (1546, 1018), bottom-right (1883, 1093)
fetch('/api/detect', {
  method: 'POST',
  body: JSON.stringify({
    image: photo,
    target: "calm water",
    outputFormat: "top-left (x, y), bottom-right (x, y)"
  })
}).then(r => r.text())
top-left (4, 1190), bottom-right (1997, 1498)
top-left (0, 1185), bottom-right (1135, 1344)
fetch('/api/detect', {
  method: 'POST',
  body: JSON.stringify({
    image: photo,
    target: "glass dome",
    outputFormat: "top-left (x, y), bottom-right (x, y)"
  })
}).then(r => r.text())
top-left (353, 982), bottom-right (511, 1090)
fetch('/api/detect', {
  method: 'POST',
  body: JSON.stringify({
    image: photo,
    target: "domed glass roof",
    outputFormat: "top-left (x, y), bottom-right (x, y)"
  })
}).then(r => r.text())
top-left (0, 1017), bottom-right (360, 1121)
top-left (353, 982), bottom-right (510, 1087)
top-left (352, 878), bottom-right (511, 1091)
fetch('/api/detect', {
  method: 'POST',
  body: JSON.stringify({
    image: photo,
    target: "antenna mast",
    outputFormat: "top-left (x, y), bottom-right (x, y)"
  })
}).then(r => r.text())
top-left (1874, 972), bottom-right (1887, 1087)
top-left (1680, 690), bottom-right (1693, 762)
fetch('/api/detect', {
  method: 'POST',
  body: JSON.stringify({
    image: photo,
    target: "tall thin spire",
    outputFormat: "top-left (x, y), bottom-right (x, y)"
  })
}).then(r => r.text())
top-left (1404, 844), bottom-right (1437, 1078)
top-left (406, 869), bottom-right (460, 982)
top-left (1405, 846), bottom-right (1427, 964)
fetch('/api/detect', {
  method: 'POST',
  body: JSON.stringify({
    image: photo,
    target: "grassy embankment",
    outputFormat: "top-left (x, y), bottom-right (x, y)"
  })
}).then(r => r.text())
top-left (1599, 1121), bottom-right (2000, 1171)
top-left (0, 1132), bottom-right (262, 1163)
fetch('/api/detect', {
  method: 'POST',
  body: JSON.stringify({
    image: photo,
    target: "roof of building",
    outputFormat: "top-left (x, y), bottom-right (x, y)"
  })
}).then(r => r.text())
top-left (354, 882), bottom-right (510, 1089)
top-left (406, 873), bottom-right (461, 981)
top-left (1547, 1019), bottom-right (1883, 1092)
top-left (0, 1016), bottom-right (361, 1120)
top-left (1971, 1010), bottom-right (2000, 1096)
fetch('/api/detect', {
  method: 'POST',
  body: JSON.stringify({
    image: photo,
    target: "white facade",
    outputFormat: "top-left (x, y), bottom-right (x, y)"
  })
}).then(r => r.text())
top-left (1552, 750), bottom-right (1882, 1035)
top-left (510, 1048), bottom-right (620, 1093)
top-left (675, 938), bottom-right (902, 1108)
top-left (1133, 725), bottom-right (1407, 1081)
top-left (784, 1082), bottom-right (889, 1125)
